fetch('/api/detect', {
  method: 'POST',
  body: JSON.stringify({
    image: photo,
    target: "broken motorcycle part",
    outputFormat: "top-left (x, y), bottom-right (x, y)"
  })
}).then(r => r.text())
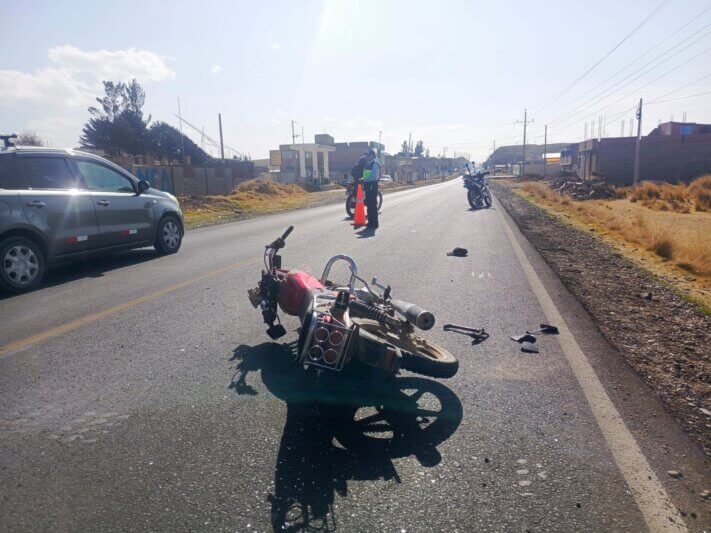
top-left (443, 324), bottom-right (489, 344)
top-left (510, 333), bottom-right (537, 343)
top-left (527, 323), bottom-right (559, 335)
top-left (521, 341), bottom-right (539, 353)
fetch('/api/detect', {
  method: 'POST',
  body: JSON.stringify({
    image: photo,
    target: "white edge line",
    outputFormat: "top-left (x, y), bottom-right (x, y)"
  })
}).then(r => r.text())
top-left (495, 198), bottom-right (686, 532)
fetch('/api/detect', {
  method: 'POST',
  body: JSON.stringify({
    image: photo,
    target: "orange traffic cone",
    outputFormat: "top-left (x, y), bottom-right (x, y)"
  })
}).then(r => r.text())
top-left (352, 183), bottom-right (367, 227)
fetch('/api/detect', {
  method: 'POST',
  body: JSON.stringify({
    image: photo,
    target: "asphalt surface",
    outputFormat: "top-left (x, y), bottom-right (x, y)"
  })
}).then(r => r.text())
top-left (1, 180), bottom-right (708, 532)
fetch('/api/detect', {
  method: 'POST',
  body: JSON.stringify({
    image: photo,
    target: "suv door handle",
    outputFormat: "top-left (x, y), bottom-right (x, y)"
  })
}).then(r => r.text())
top-left (26, 201), bottom-right (45, 208)
top-left (97, 200), bottom-right (110, 206)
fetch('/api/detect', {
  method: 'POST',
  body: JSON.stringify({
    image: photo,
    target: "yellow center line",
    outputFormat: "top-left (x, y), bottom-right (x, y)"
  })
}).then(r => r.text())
top-left (0, 256), bottom-right (259, 359)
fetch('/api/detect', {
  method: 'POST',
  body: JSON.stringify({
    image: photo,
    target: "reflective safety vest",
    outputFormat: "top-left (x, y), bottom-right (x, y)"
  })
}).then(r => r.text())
top-left (362, 161), bottom-right (380, 182)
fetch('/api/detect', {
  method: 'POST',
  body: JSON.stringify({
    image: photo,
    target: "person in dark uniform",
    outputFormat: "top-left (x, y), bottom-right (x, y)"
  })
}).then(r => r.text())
top-left (361, 148), bottom-right (381, 229)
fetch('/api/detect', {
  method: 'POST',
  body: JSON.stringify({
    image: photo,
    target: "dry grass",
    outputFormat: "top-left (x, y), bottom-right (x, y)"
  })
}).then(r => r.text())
top-left (687, 174), bottom-right (711, 211)
top-left (180, 178), bottom-right (311, 227)
top-left (518, 181), bottom-right (711, 277)
top-left (617, 175), bottom-right (711, 213)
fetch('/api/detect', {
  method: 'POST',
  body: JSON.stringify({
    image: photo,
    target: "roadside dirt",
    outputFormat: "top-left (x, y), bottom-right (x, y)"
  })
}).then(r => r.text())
top-left (491, 183), bottom-right (711, 457)
top-left (181, 175), bottom-right (457, 229)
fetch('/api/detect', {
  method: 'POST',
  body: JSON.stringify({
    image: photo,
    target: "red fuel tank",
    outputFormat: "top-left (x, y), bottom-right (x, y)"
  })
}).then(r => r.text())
top-left (278, 270), bottom-right (325, 316)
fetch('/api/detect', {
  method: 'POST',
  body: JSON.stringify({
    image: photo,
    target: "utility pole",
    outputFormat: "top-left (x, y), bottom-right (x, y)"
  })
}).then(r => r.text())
top-left (516, 109), bottom-right (534, 176)
top-left (291, 120), bottom-right (298, 144)
top-left (542, 124), bottom-right (548, 177)
top-left (591, 120), bottom-right (595, 140)
top-left (584, 123), bottom-right (588, 140)
top-left (177, 98), bottom-right (186, 162)
top-left (301, 125), bottom-right (305, 145)
top-left (682, 111), bottom-right (687, 122)
top-left (598, 116), bottom-right (603, 140)
top-left (378, 130), bottom-right (382, 146)
top-left (218, 113), bottom-right (225, 160)
top-left (629, 118), bottom-right (633, 137)
top-left (633, 98), bottom-right (643, 188)
top-left (621, 120), bottom-right (624, 137)
top-left (408, 132), bottom-right (412, 155)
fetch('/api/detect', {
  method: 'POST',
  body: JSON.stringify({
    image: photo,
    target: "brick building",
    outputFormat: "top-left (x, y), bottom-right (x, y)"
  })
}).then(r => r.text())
top-left (562, 121), bottom-right (711, 185)
top-left (314, 134), bottom-right (385, 183)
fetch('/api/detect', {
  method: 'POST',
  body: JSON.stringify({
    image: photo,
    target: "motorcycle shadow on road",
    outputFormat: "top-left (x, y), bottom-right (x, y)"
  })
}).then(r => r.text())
top-left (229, 342), bottom-right (463, 532)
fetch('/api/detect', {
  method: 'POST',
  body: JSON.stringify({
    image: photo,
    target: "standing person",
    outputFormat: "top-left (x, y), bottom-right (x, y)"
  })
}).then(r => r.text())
top-left (361, 148), bottom-right (381, 229)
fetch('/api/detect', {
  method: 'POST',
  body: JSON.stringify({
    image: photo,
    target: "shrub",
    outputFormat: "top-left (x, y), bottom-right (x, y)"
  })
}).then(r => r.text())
top-left (687, 175), bottom-right (711, 212)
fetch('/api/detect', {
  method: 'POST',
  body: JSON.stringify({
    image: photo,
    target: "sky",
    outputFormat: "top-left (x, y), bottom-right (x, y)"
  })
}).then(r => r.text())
top-left (1, 0), bottom-right (710, 163)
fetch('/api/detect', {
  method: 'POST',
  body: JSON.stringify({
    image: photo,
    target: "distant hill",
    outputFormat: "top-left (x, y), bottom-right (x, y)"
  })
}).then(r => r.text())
top-left (485, 143), bottom-right (573, 167)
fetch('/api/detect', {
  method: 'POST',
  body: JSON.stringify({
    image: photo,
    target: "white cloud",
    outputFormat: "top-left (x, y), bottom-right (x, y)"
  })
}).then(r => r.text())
top-left (267, 118), bottom-right (280, 125)
top-left (0, 45), bottom-right (175, 147)
top-left (210, 65), bottom-right (223, 75)
top-left (0, 45), bottom-right (174, 108)
top-left (48, 45), bottom-right (174, 83)
top-left (271, 43), bottom-right (281, 50)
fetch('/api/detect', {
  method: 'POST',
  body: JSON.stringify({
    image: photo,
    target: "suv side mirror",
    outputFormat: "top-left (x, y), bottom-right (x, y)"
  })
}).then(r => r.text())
top-left (137, 180), bottom-right (150, 194)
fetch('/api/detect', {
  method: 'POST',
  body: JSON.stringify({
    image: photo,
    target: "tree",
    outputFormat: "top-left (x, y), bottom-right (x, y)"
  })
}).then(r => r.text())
top-left (80, 79), bottom-right (151, 156)
top-left (147, 122), bottom-right (210, 164)
top-left (17, 130), bottom-right (43, 146)
top-left (425, 147), bottom-right (430, 158)
top-left (398, 140), bottom-right (409, 156)
top-left (414, 140), bottom-right (425, 157)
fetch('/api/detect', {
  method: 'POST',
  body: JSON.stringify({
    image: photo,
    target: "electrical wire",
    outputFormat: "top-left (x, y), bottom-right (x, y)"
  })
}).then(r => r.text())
top-left (531, 0), bottom-right (671, 114)
top-left (647, 89), bottom-right (711, 104)
top-left (537, 26), bottom-right (711, 131)
top-left (544, 45), bottom-right (711, 133)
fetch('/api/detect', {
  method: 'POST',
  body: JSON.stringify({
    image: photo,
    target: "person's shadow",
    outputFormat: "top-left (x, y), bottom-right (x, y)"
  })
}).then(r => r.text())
top-left (229, 342), bottom-right (463, 532)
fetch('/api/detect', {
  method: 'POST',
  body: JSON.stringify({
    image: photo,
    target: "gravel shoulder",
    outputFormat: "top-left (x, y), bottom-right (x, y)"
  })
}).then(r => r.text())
top-left (491, 182), bottom-right (711, 457)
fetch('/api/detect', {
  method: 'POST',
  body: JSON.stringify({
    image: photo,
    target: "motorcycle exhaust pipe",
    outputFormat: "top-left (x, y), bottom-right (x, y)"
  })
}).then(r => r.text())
top-left (390, 299), bottom-right (435, 330)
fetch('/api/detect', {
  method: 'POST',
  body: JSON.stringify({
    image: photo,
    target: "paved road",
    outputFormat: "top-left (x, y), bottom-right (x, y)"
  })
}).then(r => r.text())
top-left (1, 180), bottom-right (708, 532)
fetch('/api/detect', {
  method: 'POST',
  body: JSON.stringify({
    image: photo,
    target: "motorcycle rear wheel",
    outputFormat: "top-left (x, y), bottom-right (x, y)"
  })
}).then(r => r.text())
top-left (346, 191), bottom-right (383, 218)
top-left (357, 321), bottom-right (459, 378)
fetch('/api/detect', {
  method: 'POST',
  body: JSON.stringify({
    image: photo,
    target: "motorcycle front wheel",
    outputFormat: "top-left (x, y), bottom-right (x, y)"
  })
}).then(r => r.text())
top-left (345, 191), bottom-right (383, 218)
top-left (482, 188), bottom-right (493, 208)
top-left (357, 321), bottom-right (459, 379)
top-left (467, 189), bottom-right (479, 209)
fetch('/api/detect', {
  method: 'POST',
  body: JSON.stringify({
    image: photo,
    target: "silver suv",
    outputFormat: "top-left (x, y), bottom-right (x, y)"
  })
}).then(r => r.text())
top-left (0, 147), bottom-right (184, 293)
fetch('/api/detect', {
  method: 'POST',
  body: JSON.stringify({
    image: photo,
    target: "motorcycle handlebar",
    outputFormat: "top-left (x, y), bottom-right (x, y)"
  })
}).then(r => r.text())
top-left (267, 225), bottom-right (294, 250)
top-left (281, 226), bottom-right (294, 241)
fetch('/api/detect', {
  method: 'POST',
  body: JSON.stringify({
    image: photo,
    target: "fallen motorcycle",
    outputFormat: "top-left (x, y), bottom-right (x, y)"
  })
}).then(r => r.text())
top-left (463, 167), bottom-right (492, 209)
top-left (345, 180), bottom-right (383, 218)
top-left (248, 226), bottom-right (458, 379)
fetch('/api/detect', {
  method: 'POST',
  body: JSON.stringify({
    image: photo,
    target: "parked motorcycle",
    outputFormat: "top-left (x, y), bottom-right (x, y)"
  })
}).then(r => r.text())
top-left (248, 226), bottom-right (458, 379)
top-left (345, 180), bottom-right (383, 218)
top-left (463, 166), bottom-right (492, 209)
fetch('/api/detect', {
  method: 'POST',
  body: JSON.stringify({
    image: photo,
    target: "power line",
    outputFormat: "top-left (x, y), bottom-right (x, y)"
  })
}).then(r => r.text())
top-left (543, 44), bottom-right (711, 133)
top-left (532, 13), bottom-right (711, 130)
top-left (531, 0), bottom-right (671, 114)
top-left (647, 89), bottom-right (711, 104)
top-left (538, 26), bottom-right (711, 132)
top-left (647, 71), bottom-right (711, 102)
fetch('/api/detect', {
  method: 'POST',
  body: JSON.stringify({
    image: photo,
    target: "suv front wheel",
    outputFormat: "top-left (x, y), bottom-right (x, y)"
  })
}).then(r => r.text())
top-left (0, 237), bottom-right (46, 294)
top-left (154, 216), bottom-right (182, 255)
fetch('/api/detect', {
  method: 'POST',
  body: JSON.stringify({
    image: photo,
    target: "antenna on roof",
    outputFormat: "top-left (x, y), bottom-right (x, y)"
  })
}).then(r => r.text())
top-left (0, 134), bottom-right (18, 148)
